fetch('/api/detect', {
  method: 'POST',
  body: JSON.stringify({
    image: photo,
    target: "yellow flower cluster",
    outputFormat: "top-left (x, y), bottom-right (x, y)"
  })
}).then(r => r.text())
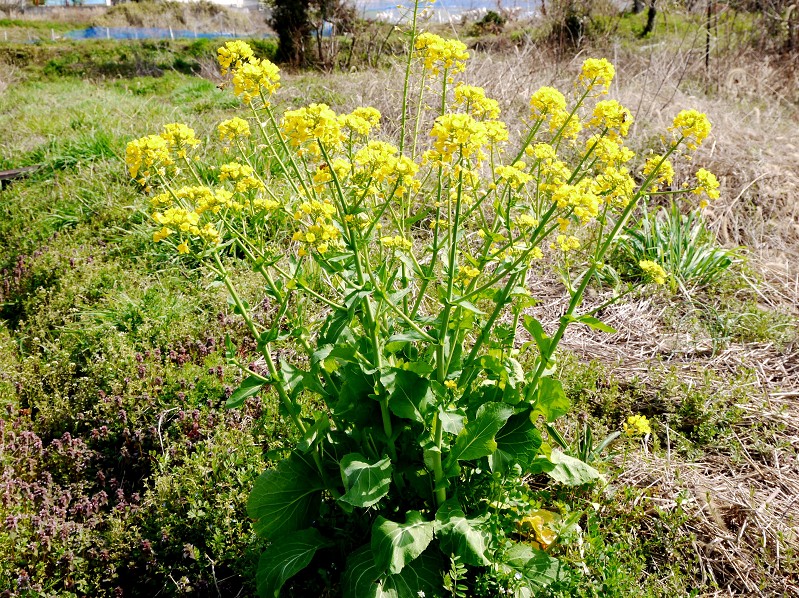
top-left (217, 41), bottom-right (281, 105)
top-left (579, 58), bottom-right (615, 92)
top-left (339, 107), bottom-right (381, 137)
top-left (639, 260), bottom-right (667, 285)
top-left (414, 32), bottom-right (469, 74)
top-left (456, 265), bottom-right (481, 283)
top-left (379, 235), bottom-right (413, 251)
top-left (427, 113), bottom-right (490, 164)
top-left (671, 109), bottom-right (711, 150)
top-left (282, 103), bottom-right (342, 157)
top-left (516, 214), bottom-right (539, 228)
top-left (590, 100), bottom-right (632, 140)
top-left (495, 162), bottom-right (532, 188)
top-left (354, 141), bottom-right (419, 193)
top-left (552, 234), bottom-right (581, 252)
top-left (553, 182), bottom-right (601, 223)
top-left (217, 40), bottom-right (254, 75)
top-left (218, 117), bottom-right (251, 142)
top-left (593, 166), bottom-right (635, 208)
top-left (293, 200), bottom-right (341, 255)
top-left (529, 86), bottom-right (567, 120)
top-left (453, 85), bottom-right (501, 120)
top-left (161, 123), bottom-right (201, 158)
top-left (586, 135), bottom-right (634, 166)
top-left (642, 155), bottom-right (674, 192)
top-left (126, 134), bottom-right (172, 181)
top-left (693, 168), bottom-right (720, 206)
top-left (232, 59), bottom-right (281, 104)
top-left (624, 414), bottom-right (652, 437)
top-left (312, 158), bottom-right (351, 192)
top-left (219, 162), bottom-right (265, 194)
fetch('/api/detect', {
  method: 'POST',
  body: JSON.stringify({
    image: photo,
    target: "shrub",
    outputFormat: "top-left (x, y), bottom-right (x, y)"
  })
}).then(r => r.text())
top-left (125, 15), bottom-right (720, 595)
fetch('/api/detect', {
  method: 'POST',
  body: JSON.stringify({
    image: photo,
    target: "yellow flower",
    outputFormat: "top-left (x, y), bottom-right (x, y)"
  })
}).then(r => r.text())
top-left (529, 86), bottom-right (567, 119)
top-left (426, 113), bottom-right (488, 164)
top-left (592, 166), bottom-right (635, 208)
top-left (218, 117), bottom-right (251, 142)
top-left (624, 414), bottom-right (652, 437)
top-left (414, 32), bottom-right (469, 74)
top-left (579, 58), bottom-right (615, 92)
top-left (176, 241), bottom-right (190, 254)
top-left (670, 109), bottom-right (711, 150)
top-left (585, 135), bottom-right (634, 166)
top-left (551, 234), bottom-right (581, 252)
top-left (454, 84), bottom-right (501, 120)
top-left (639, 260), bottom-right (667, 285)
top-left (443, 380), bottom-right (458, 390)
top-left (160, 123), bottom-right (201, 158)
top-left (153, 227), bottom-right (171, 242)
top-left (456, 265), bottom-right (481, 283)
top-left (516, 214), bottom-right (539, 228)
top-left (231, 58), bottom-right (281, 104)
top-left (339, 107), bottom-right (381, 137)
top-left (589, 100), bottom-right (632, 139)
top-left (380, 235), bottom-right (413, 251)
top-left (642, 155), bottom-right (674, 192)
top-left (693, 168), bottom-right (720, 201)
top-left (125, 134), bottom-right (172, 180)
top-left (281, 103), bottom-right (342, 157)
top-left (217, 40), bottom-right (255, 75)
top-left (495, 162), bottom-right (532, 188)
top-left (549, 109), bottom-right (582, 138)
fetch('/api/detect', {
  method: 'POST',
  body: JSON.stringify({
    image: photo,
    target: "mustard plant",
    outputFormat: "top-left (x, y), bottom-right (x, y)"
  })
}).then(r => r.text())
top-left (125, 6), bottom-right (719, 594)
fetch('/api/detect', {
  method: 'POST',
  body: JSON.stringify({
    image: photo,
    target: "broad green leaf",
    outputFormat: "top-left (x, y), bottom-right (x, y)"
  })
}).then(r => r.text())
top-left (532, 378), bottom-right (570, 423)
top-left (334, 364), bottom-right (379, 427)
top-left (247, 452), bottom-right (324, 540)
top-left (435, 499), bottom-right (491, 566)
top-left (443, 402), bottom-right (513, 475)
top-left (438, 406), bottom-right (466, 435)
top-left (490, 410), bottom-right (542, 473)
top-left (504, 542), bottom-right (563, 590)
top-left (546, 449), bottom-right (602, 486)
top-left (226, 374), bottom-right (264, 409)
top-left (339, 453), bottom-right (392, 508)
top-left (342, 545), bottom-right (443, 598)
top-left (522, 315), bottom-right (550, 354)
top-left (372, 512), bottom-right (435, 575)
top-left (452, 296), bottom-right (486, 315)
top-left (381, 368), bottom-right (433, 424)
top-left (255, 528), bottom-right (332, 597)
top-left (576, 314), bottom-right (617, 334)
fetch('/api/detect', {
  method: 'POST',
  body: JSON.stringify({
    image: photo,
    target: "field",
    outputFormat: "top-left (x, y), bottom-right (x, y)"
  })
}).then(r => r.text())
top-left (0, 3), bottom-right (798, 596)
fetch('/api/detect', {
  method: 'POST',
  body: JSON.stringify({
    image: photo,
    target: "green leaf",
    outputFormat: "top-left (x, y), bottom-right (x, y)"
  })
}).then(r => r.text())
top-left (339, 453), bottom-right (392, 508)
top-left (255, 528), bottom-right (332, 597)
top-left (372, 512), bottom-right (435, 575)
top-left (546, 449), bottom-right (602, 486)
top-left (522, 315), bottom-right (550, 354)
top-left (381, 368), bottom-right (433, 424)
top-left (443, 402), bottom-right (513, 475)
top-left (435, 499), bottom-right (491, 566)
top-left (247, 452), bottom-right (324, 540)
top-left (342, 545), bottom-right (443, 598)
top-left (452, 296), bottom-right (486, 315)
top-left (438, 406), bottom-right (466, 435)
top-left (333, 364), bottom-right (380, 428)
top-left (504, 542), bottom-right (563, 590)
top-left (532, 378), bottom-right (570, 423)
top-left (490, 410), bottom-right (542, 473)
top-left (226, 374), bottom-right (264, 409)
top-left (576, 314), bottom-right (617, 334)
top-left (296, 413), bottom-right (330, 453)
